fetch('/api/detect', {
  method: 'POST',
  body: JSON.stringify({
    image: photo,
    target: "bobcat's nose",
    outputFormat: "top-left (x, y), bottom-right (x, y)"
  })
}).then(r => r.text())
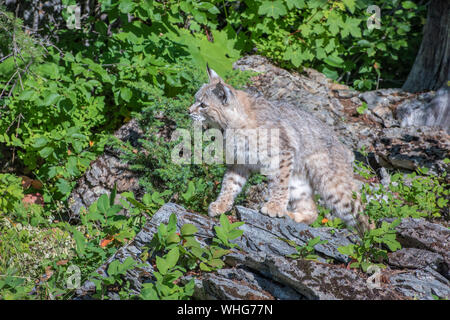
top-left (189, 102), bottom-right (205, 122)
top-left (189, 102), bottom-right (200, 114)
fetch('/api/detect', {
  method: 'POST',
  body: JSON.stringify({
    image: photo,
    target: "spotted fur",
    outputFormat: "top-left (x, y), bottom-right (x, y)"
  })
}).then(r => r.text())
top-left (189, 66), bottom-right (374, 235)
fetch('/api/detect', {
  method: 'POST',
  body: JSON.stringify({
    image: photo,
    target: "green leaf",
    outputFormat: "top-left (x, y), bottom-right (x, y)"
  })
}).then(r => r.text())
top-left (33, 137), bottom-right (48, 148)
top-left (39, 146), bottom-right (54, 158)
top-left (120, 87), bottom-right (132, 102)
top-left (437, 197), bottom-right (447, 208)
top-left (402, 1), bottom-right (417, 9)
top-left (285, 0), bottom-right (305, 9)
top-left (324, 55), bottom-right (345, 68)
top-left (106, 205), bottom-right (122, 217)
top-left (284, 47), bottom-right (305, 68)
top-left (341, 17), bottom-right (362, 38)
top-left (212, 248), bottom-right (230, 259)
top-left (219, 214), bottom-right (230, 230)
top-left (37, 63), bottom-right (59, 79)
top-left (42, 93), bottom-right (60, 106)
top-left (357, 102), bottom-right (368, 115)
top-left (56, 178), bottom-right (71, 195)
top-left (321, 67), bottom-right (339, 80)
top-left (110, 183), bottom-right (117, 207)
top-left (207, 258), bottom-right (224, 269)
top-left (180, 224), bottom-right (198, 236)
top-left (327, 11), bottom-right (342, 36)
top-left (167, 213), bottom-right (177, 233)
top-left (199, 262), bottom-right (211, 272)
top-left (165, 247), bottom-right (180, 269)
top-left (119, 0), bottom-right (135, 13)
top-left (258, 1), bottom-right (287, 19)
top-left (71, 228), bottom-right (86, 255)
top-left (181, 181), bottom-right (195, 202)
top-left (151, 192), bottom-right (165, 205)
top-left (166, 233), bottom-right (181, 244)
top-left (342, 0), bottom-right (356, 13)
top-left (97, 194), bottom-right (110, 214)
top-left (156, 256), bottom-right (168, 275)
top-left (307, 0), bottom-right (327, 8)
top-left (228, 229), bottom-right (244, 240)
top-left (17, 90), bottom-right (35, 101)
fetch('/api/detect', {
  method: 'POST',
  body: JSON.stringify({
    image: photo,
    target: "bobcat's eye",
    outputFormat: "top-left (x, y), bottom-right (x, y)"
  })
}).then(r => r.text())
top-left (199, 102), bottom-right (207, 109)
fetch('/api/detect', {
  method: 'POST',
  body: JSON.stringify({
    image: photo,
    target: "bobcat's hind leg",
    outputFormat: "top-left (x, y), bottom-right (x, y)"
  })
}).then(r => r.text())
top-left (287, 174), bottom-right (318, 224)
top-left (306, 153), bottom-right (374, 235)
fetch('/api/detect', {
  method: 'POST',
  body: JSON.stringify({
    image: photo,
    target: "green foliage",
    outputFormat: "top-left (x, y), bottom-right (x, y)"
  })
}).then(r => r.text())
top-left (0, 0), bottom-right (438, 301)
top-left (0, 267), bottom-right (35, 300)
top-left (139, 213), bottom-right (244, 300)
top-left (359, 166), bottom-right (449, 221)
top-left (280, 236), bottom-right (328, 260)
top-left (338, 219), bottom-right (401, 271)
top-left (0, 174), bottom-right (23, 214)
top-left (91, 257), bottom-right (137, 299)
top-left (226, 0), bottom-right (425, 90)
top-left (356, 102), bottom-right (368, 115)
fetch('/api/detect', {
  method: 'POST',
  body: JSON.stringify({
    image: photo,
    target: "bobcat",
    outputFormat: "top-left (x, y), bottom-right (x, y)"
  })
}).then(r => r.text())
top-left (189, 65), bottom-right (374, 235)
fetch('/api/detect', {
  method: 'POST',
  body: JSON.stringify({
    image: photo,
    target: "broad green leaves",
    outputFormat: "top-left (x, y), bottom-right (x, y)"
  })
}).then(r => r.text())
top-left (402, 1), bottom-right (417, 9)
top-left (139, 213), bottom-right (244, 300)
top-left (285, 0), bottom-right (306, 9)
top-left (342, 0), bottom-right (356, 13)
top-left (324, 55), bottom-right (345, 68)
top-left (259, 1), bottom-right (287, 18)
top-left (167, 27), bottom-right (240, 77)
top-left (338, 220), bottom-right (401, 272)
top-left (340, 17), bottom-right (362, 38)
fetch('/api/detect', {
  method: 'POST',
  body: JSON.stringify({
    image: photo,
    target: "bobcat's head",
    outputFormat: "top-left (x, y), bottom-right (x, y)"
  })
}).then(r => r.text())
top-left (189, 65), bottom-right (244, 129)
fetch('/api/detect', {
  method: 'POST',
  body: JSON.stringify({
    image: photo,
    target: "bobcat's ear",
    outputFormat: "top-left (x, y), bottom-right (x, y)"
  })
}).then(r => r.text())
top-left (206, 63), bottom-right (223, 84)
top-left (212, 82), bottom-right (232, 105)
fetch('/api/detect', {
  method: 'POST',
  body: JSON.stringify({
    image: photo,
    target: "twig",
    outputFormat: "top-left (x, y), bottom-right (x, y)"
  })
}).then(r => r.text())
top-left (0, 53), bottom-right (13, 63)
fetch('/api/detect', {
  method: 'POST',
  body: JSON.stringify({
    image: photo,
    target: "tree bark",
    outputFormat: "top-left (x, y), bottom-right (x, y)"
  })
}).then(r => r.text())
top-left (402, 0), bottom-right (449, 92)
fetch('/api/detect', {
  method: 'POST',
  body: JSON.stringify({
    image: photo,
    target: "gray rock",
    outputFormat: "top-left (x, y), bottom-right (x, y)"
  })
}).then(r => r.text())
top-left (394, 218), bottom-right (450, 261)
top-left (373, 126), bottom-right (450, 176)
top-left (75, 203), bottom-right (405, 300)
top-left (388, 248), bottom-right (449, 279)
top-left (235, 206), bottom-right (356, 263)
top-left (389, 268), bottom-right (450, 300)
top-left (225, 250), bottom-right (401, 300)
top-left (186, 267), bottom-right (304, 300)
top-left (68, 119), bottom-right (145, 221)
top-left (397, 86), bottom-right (449, 133)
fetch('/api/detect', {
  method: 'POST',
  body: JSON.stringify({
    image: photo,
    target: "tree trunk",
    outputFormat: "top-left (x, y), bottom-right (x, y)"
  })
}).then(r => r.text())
top-left (402, 0), bottom-right (449, 92)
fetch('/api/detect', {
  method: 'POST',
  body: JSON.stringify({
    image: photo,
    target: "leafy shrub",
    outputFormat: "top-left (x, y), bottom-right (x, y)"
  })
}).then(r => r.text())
top-left (360, 166), bottom-right (449, 221)
top-left (280, 236), bottom-right (328, 261)
top-left (0, 173), bottom-right (23, 214)
top-left (139, 212), bottom-right (243, 300)
top-left (226, 0), bottom-right (426, 90)
top-left (338, 219), bottom-right (402, 271)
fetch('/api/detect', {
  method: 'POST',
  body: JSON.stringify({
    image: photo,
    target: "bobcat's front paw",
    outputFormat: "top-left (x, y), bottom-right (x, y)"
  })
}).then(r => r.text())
top-left (208, 201), bottom-right (230, 217)
top-left (260, 201), bottom-right (287, 218)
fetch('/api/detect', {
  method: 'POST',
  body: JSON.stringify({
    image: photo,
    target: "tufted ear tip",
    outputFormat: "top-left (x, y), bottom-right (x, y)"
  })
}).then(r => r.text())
top-left (206, 64), bottom-right (222, 83)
